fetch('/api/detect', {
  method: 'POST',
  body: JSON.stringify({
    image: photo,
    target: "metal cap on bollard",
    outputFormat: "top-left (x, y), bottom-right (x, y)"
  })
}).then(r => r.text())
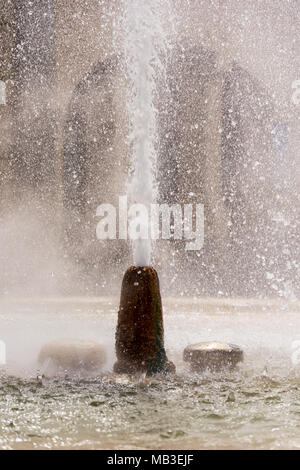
top-left (114, 266), bottom-right (175, 375)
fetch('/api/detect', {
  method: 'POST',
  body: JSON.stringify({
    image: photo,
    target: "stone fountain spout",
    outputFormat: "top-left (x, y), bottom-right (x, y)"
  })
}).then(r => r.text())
top-left (114, 266), bottom-right (175, 375)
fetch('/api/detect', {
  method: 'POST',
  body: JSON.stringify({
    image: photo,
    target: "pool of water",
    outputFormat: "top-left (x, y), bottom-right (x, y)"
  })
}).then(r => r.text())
top-left (0, 297), bottom-right (300, 449)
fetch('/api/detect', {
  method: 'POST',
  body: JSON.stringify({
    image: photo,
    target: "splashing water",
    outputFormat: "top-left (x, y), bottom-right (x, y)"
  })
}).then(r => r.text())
top-left (123, 0), bottom-right (169, 266)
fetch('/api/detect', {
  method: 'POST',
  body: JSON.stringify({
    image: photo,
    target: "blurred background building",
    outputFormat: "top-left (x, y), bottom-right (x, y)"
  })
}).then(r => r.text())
top-left (0, 0), bottom-right (299, 297)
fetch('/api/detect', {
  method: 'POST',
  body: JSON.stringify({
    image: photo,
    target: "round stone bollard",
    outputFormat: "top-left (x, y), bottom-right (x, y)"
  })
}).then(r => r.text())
top-left (114, 266), bottom-right (175, 375)
top-left (183, 341), bottom-right (243, 372)
top-left (38, 339), bottom-right (107, 374)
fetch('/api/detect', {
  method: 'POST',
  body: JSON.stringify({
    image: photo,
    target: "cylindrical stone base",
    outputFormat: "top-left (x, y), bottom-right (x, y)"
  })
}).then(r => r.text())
top-left (114, 266), bottom-right (175, 375)
top-left (38, 339), bottom-right (107, 374)
top-left (183, 341), bottom-right (243, 372)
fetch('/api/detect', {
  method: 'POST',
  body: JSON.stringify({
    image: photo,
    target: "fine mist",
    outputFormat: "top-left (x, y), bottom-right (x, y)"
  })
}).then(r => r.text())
top-left (0, 0), bottom-right (298, 299)
top-left (0, 197), bottom-right (76, 297)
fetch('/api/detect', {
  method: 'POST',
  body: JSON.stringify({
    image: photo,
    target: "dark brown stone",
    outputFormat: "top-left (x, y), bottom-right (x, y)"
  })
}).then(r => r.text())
top-left (114, 266), bottom-right (175, 375)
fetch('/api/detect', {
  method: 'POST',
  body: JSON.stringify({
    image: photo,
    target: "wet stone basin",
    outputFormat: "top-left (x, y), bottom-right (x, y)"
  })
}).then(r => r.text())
top-left (0, 296), bottom-right (300, 450)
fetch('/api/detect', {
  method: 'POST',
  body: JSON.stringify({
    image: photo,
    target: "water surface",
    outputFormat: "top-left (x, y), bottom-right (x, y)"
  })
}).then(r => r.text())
top-left (0, 297), bottom-right (299, 450)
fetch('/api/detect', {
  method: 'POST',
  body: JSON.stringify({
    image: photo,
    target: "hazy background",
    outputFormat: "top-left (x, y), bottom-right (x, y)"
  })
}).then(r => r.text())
top-left (0, 0), bottom-right (299, 298)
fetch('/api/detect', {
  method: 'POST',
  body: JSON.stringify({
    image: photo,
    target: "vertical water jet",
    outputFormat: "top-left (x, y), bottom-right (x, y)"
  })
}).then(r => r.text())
top-left (123, 0), bottom-right (169, 266)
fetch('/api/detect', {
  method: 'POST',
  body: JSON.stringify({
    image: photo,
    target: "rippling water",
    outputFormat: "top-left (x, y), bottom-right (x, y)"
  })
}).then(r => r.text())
top-left (0, 297), bottom-right (300, 449)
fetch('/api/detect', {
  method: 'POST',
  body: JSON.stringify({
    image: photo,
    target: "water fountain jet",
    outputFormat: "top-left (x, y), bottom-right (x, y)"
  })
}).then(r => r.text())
top-left (112, 2), bottom-right (174, 376)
